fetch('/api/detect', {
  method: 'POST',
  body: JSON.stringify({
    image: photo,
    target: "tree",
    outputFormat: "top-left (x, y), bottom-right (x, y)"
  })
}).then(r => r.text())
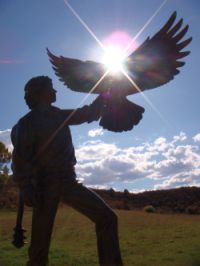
top-left (109, 188), bottom-right (115, 198)
top-left (123, 189), bottom-right (131, 200)
top-left (0, 141), bottom-right (11, 188)
top-left (0, 141), bottom-right (11, 164)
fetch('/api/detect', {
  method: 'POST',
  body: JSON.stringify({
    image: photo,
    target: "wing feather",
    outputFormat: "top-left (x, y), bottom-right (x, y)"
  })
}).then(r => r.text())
top-left (47, 12), bottom-right (192, 96)
top-left (126, 11), bottom-right (192, 93)
top-left (173, 25), bottom-right (189, 42)
top-left (47, 48), bottom-right (107, 93)
top-left (158, 11), bottom-right (177, 33)
top-left (167, 19), bottom-right (183, 37)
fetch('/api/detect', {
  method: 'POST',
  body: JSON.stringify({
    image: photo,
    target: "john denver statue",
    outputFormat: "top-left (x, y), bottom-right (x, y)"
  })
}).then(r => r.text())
top-left (11, 76), bottom-right (123, 266)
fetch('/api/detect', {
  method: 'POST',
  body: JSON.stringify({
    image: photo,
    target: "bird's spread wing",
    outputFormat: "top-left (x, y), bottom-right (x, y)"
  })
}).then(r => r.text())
top-left (47, 49), bottom-right (108, 94)
top-left (126, 11), bottom-right (192, 92)
top-left (47, 12), bottom-right (192, 97)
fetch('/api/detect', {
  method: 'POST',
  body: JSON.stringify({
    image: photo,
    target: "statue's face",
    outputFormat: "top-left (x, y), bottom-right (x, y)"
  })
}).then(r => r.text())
top-left (47, 86), bottom-right (57, 103)
top-left (24, 77), bottom-right (57, 109)
top-left (51, 88), bottom-right (57, 103)
top-left (41, 82), bottom-right (57, 105)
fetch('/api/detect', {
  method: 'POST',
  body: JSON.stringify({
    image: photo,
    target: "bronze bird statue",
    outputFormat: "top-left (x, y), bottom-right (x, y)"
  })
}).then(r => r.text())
top-left (47, 11), bottom-right (192, 132)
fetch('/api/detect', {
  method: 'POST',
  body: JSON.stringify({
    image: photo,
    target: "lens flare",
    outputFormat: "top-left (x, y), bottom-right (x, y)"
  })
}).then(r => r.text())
top-left (102, 46), bottom-right (126, 73)
top-left (101, 31), bottom-right (138, 74)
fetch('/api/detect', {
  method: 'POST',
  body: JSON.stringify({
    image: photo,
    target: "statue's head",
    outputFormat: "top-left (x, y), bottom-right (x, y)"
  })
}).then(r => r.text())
top-left (24, 76), bottom-right (56, 109)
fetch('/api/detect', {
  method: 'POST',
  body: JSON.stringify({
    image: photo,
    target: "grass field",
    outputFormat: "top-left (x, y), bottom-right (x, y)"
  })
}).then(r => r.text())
top-left (0, 207), bottom-right (200, 266)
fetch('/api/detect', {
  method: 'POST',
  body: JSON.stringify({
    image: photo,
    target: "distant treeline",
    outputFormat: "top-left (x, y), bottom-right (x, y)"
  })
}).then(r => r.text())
top-left (93, 186), bottom-right (200, 214)
top-left (1, 179), bottom-right (200, 214)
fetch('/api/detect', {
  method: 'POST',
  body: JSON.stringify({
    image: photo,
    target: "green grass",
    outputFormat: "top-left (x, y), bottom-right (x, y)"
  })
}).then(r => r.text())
top-left (1, 207), bottom-right (200, 266)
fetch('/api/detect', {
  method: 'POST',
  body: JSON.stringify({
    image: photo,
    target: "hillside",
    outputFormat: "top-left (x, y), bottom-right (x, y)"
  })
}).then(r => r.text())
top-left (93, 186), bottom-right (200, 214)
top-left (1, 178), bottom-right (200, 214)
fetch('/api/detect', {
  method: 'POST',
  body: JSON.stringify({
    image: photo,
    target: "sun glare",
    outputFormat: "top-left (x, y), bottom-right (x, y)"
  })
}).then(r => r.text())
top-left (102, 46), bottom-right (126, 74)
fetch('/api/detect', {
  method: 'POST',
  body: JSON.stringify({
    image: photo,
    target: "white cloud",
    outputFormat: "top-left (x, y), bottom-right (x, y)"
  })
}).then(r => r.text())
top-left (155, 169), bottom-right (200, 190)
top-left (88, 128), bottom-right (104, 137)
top-left (75, 140), bottom-right (154, 187)
top-left (147, 136), bottom-right (170, 152)
top-left (0, 129), bottom-right (12, 151)
top-left (193, 133), bottom-right (200, 143)
top-left (1, 127), bottom-right (200, 191)
top-left (75, 132), bottom-right (200, 190)
top-left (172, 131), bottom-right (187, 143)
top-left (76, 140), bottom-right (119, 162)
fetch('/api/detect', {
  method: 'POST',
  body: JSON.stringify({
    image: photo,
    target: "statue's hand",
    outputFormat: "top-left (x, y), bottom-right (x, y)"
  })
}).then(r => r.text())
top-left (88, 95), bottom-right (107, 122)
top-left (21, 183), bottom-right (40, 207)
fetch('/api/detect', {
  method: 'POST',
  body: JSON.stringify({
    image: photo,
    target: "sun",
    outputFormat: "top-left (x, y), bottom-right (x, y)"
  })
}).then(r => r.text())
top-left (102, 45), bottom-right (126, 74)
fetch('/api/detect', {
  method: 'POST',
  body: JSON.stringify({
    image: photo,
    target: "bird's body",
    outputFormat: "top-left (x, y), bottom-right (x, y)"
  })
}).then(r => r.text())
top-left (47, 11), bottom-right (192, 132)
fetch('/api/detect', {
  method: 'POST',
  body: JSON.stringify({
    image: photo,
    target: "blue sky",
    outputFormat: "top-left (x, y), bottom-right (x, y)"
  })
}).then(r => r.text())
top-left (0, 0), bottom-right (200, 191)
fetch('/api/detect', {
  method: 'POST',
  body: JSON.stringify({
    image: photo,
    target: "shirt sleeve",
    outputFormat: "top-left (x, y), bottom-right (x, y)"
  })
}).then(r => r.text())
top-left (11, 117), bottom-right (36, 188)
top-left (60, 104), bottom-right (101, 125)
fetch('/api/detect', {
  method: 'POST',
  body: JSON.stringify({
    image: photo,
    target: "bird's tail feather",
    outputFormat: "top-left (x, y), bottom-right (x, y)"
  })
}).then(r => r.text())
top-left (99, 96), bottom-right (145, 132)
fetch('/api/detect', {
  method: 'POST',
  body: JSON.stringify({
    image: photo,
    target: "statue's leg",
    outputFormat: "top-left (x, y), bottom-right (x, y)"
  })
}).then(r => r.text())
top-left (61, 179), bottom-right (123, 266)
top-left (27, 178), bottom-right (61, 266)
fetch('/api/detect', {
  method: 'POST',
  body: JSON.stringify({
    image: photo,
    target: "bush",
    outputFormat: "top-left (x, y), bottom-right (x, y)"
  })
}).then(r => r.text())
top-left (123, 189), bottom-right (131, 200)
top-left (143, 205), bottom-right (156, 213)
top-left (109, 188), bottom-right (115, 198)
top-left (186, 205), bottom-right (200, 215)
top-left (124, 203), bottom-right (131, 210)
top-left (174, 205), bottom-right (186, 213)
top-left (113, 200), bottom-right (124, 209)
top-left (0, 173), bottom-right (9, 189)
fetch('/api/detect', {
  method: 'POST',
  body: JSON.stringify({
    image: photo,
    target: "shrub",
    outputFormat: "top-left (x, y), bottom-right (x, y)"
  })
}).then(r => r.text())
top-left (123, 189), bottom-right (131, 200)
top-left (186, 205), bottom-right (200, 215)
top-left (174, 205), bottom-right (186, 213)
top-left (124, 203), bottom-right (131, 210)
top-left (113, 200), bottom-right (124, 209)
top-left (0, 173), bottom-right (9, 189)
top-left (143, 205), bottom-right (156, 213)
top-left (109, 188), bottom-right (115, 198)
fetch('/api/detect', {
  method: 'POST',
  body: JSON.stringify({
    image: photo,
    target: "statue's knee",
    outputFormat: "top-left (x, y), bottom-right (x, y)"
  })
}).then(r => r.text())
top-left (97, 209), bottom-right (118, 227)
top-left (109, 210), bottom-right (118, 226)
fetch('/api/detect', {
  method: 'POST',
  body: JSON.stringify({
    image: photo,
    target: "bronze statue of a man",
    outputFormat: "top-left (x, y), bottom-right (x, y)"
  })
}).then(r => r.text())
top-left (11, 76), bottom-right (123, 266)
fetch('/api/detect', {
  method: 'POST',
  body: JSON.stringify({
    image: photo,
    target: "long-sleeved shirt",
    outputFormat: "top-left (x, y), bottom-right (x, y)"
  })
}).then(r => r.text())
top-left (11, 104), bottom-right (99, 187)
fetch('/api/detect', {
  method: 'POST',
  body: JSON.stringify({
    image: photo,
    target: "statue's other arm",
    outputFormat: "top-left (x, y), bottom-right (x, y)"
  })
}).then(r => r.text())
top-left (11, 118), bottom-right (39, 207)
top-left (11, 117), bottom-right (35, 189)
top-left (60, 96), bottom-right (103, 125)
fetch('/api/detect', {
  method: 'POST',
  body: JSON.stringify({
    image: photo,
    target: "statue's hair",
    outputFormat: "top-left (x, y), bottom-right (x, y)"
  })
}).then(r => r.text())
top-left (24, 76), bottom-right (52, 109)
